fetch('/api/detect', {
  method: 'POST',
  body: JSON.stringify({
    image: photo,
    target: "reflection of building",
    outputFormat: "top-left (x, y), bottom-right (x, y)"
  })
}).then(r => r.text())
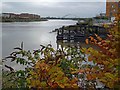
top-left (106, 0), bottom-right (120, 18)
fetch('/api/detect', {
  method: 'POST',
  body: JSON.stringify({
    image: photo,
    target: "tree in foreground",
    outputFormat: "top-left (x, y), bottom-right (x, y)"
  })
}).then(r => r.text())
top-left (2, 14), bottom-right (120, 89)
top-left (83, 13), bottom-right (120, 88)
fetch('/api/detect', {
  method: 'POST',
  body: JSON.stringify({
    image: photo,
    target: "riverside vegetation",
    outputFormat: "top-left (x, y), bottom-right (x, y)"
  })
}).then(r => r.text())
top-left (2, 14), bottom-right (120, 89)
top-left (1, 17), bottom-right (48, 22)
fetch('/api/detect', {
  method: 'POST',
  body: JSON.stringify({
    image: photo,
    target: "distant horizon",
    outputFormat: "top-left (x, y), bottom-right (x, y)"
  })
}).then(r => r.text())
top-left (1, 11), bottom-right (106, 18)
top-left (2, 2), bottom-right (106, 18)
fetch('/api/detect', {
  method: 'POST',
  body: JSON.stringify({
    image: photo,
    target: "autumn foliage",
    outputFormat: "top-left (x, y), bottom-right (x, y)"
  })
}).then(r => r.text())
top-left (3, 14), bottom-right (120, 89)
top-left (84, 14), bottom-right (120, 88)
top-left (26, 45), bottom-right (78, 88)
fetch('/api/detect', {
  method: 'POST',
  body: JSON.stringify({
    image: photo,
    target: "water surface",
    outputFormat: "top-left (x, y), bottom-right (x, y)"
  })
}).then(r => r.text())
top-left (2, 19), bottom-right (77, 70)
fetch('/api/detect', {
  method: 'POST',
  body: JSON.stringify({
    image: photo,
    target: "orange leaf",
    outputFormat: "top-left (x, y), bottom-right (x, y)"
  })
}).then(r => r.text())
top-left (88, 56), bottom-right (93, 61)
top-left (71, 77), bottom-right (78, 83)
top-left (85, 39), bottom-right (89, 44)
top-left (90, 36), bottom-right (94, 41)
top-left (85, 68), bottom-right (91, 72)
top-left (79, 69), bottom-right (85, 73)
top-left (95, 34), bottom-right (98, 37)
top-left (101, 40), bottom-right (105, 44)
top-left (87, 74), bottom-right (92, 80)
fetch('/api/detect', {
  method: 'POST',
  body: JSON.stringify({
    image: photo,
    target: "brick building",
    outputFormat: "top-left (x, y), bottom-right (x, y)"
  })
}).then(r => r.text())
top-left (19, 13), bottom-right (40, 19)
top-left (2, 13), bottom-right (40, 19)
top-left (106, 0), bottom-right (120, 18)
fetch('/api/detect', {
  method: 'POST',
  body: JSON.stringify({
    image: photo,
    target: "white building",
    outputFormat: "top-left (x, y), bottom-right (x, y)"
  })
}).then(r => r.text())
top-left (2, 13), bottom-right (16, 18)
top-left (2, 13), bottom-right (10, 18)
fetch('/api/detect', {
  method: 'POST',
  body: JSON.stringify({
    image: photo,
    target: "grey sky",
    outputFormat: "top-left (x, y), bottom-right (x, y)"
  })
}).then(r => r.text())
top-left (2, 0), bottom-right (106, 2)
top-left (2, 2), bottom-right (106, 18)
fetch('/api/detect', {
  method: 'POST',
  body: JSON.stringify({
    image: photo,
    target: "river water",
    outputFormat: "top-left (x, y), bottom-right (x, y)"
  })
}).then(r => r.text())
top-left (1, 19), bottom-right (104, 88)
top-left (2, 19), bottom-right (77, 70)
top-left (2, 19), bottom-right (77, 58)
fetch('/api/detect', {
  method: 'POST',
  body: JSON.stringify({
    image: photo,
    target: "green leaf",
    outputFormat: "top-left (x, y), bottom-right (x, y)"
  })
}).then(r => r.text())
top-left (40, 81), bottom-right (47, 87)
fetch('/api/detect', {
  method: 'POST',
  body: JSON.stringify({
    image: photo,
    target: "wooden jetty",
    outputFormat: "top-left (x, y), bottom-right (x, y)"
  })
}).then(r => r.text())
top-left (56, 23), bottom-right (108, 42)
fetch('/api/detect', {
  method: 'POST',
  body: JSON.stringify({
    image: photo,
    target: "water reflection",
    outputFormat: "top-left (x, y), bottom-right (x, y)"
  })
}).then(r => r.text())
top-left (2, 19), bottom-right (77, 70)
top-left (57, 40), bottom-right (100, 51)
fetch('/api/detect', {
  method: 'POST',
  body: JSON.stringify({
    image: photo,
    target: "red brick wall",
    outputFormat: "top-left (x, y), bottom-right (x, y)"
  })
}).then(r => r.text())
top-left (106, 0), bottom-right (120, 17)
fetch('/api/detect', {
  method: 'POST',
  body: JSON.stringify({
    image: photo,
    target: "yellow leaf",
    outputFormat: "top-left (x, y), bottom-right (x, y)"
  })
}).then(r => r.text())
top-left (71, 70), bottom-right (79, 74)
top-left (107, 82), bottom-right (114, 88)
top-left (57, 83), bottom-right (65, 88)
top-left (99, 79), bottom-right (107, 83)
top-left (103, 61), bottom-right (109, 65)
top-left (81, 48), bottom-right (87, 53)
top-left (72, 84), bottom-right (78, 88)
top-left (105, 73), bottom-right (114, 80)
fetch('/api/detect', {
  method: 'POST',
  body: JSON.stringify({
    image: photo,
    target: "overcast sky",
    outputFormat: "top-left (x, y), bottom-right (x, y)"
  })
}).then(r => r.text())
top-left (2, 1), bottom-right (106, 18)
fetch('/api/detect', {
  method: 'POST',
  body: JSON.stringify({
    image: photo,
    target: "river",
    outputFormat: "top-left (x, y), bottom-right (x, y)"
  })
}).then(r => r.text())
top-left (2, 19), bottom-right (77, 70)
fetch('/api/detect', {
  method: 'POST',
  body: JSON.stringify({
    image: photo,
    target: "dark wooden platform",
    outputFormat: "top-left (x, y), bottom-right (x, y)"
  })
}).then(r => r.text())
top-left (56, 23), bottom-right (108, 42)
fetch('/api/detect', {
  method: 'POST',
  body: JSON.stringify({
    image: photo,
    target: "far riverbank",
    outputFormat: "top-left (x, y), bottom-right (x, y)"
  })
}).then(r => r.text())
top-left (1, 18), bottom-right (48, 22)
